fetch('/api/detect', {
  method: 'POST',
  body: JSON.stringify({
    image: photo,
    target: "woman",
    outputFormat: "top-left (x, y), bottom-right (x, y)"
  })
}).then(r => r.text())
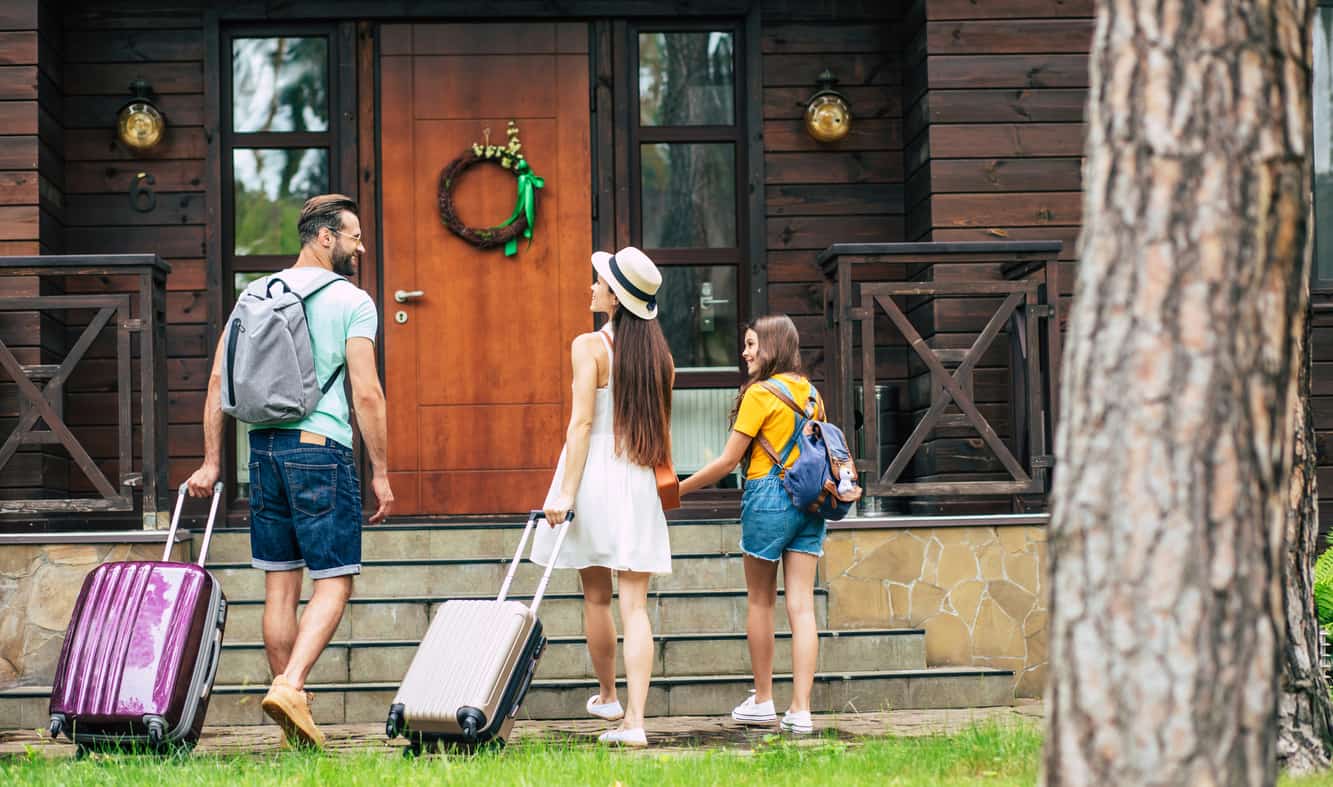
top-left (531, 246), bottom-right (675, 748)
top-left (679, 315), bottom-right (824, 735)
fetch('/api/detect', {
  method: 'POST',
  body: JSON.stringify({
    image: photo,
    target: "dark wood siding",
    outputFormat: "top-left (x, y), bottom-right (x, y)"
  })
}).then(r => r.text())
top-left (760, 1), bottom-right (908, 382)
top-left (0, 0), bottom-right (44, 256)
top-left (0, 1), bottom-right (67, 502)
top-left (891, 0), bottom-right (1091, 512)
top-left (58, 3), bottom-right (208, 492)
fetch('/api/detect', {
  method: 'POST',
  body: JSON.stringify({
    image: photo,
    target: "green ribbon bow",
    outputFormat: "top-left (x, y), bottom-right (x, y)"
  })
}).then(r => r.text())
top-left (500, 159), bottom-right (545, 257)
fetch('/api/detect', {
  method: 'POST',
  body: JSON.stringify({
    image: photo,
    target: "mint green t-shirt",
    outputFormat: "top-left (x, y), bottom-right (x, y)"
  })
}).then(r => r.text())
top-left (242, 267), bottom-right (378, 449)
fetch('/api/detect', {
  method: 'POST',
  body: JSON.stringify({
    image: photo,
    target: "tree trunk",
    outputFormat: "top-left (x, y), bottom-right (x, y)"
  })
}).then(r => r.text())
top-left (1277, 296), bottom-right (1333, 774)
top-left (1045, 2), bottom-right (1313, 785)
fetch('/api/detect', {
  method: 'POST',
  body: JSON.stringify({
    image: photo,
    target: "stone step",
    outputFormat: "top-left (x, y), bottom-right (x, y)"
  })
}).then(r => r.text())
top-left (199, 521), bottom-right (744, 564)
top-left (222, 589), bottom-right (829, 641)
top-left (207, 553), bottom-right (782, 602)
top-left (215, 629), bottom-right (927, 685)
top-left (0, 667), bottom-right (1013, 729)
top-left (0, 665), bottom-right (1014, 730)
top-left (198, 667), bottom-right (1014, 725)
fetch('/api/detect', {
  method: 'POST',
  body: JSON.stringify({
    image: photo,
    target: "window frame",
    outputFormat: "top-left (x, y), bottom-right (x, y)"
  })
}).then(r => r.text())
top-left (1315, 1), bottom-right (1333, 292)
top-left (218, 23), bottom-right (354, 505)
top-left (626, 20), bottom-right (750, 389)
top-left (221, 24), bottom-right (342, 275)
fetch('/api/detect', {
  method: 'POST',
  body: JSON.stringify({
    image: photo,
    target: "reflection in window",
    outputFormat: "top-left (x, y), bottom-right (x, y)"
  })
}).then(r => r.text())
top-left (233, 37), bottom-right (329, 133)
top-left (641, 143), bottom-right (736, 248)
top-left (639, 32), bottom-right (734, 126)
top-left (658, 266), bottom-right (738, 370)
top-left (233, 148), bottom-right (328, 255)
top-left (1316, 8), bottom-right (1333, 284)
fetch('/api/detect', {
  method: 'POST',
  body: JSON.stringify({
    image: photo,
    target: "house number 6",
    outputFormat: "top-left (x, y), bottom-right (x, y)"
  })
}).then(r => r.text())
top-left (130, 172), bottom-right (156, 213)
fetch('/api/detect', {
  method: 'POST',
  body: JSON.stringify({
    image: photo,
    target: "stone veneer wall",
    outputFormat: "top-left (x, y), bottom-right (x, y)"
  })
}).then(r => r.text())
top-left (0, 541), bottom-right (191, 689)
top-left (822, 525), bottom-right (1047, 698)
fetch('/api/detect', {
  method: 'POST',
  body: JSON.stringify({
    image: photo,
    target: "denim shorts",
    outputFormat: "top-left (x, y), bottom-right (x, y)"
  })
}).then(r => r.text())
top-left (248, 428), bottom-right (362, 579)
top-left (739, 473), bottom-right (827, 562)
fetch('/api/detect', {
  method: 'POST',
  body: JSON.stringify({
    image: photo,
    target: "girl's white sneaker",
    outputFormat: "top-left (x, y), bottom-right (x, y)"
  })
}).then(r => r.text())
top-left (780, 709), bottom-right (813, 735)
top-left (586, 694), bottom-right (625, 721)
top-left (598, 727), bottom-right (648, 747)
top-left (731, 691), bottom-right (778, 724)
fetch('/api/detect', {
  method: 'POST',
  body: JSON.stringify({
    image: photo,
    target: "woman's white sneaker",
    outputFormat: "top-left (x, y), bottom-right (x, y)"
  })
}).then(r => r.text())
top-left (586, 694), bottom-right (625, 721)
top-left (598, 727), bottom-right (647, 747)
top-left (731, 692), bottom-right (778, 724)
top-left (780, 710), bottom-right (813, 735)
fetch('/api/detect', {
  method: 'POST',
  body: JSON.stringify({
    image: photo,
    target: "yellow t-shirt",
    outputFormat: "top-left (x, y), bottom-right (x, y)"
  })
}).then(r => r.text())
top-left (733, 374), bottom-right (823, 480)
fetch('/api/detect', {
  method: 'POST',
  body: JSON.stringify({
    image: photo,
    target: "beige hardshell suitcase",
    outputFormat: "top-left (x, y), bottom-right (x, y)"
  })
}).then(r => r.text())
top-left (385, 510), bottom-right (572, 754)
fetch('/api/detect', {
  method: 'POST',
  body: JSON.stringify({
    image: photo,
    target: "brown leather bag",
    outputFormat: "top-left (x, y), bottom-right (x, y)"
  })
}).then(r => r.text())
top-left (600, 328), bottom-right (680, 510)
top-left (655, 460), bottom-right (681, 511)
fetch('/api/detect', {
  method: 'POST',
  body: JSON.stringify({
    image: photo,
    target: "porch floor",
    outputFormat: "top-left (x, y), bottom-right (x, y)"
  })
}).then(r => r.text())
top-left (0, 701), bottom-right (1043, 758)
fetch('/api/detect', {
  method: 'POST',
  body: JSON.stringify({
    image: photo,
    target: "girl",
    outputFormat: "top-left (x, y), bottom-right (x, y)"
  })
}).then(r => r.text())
top-left (679, 314), bottom-right (824, 735)
top-left (532, 246), bottom-right (675, 748)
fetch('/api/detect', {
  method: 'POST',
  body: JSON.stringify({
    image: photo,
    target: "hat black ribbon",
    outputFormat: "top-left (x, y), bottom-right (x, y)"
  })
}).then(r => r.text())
top-left (609, 255), bottom-right (657, 310)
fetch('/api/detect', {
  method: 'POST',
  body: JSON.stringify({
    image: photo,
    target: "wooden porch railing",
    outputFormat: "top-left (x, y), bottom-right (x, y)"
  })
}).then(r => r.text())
top-left (819, 242), bottom-right (1061, 505)
top-left (0, 255), bottom-right (170, 528)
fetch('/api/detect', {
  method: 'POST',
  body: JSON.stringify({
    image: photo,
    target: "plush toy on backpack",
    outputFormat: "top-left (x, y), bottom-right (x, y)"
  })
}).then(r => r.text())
top-left (754, 378), bottom-right (864, 521)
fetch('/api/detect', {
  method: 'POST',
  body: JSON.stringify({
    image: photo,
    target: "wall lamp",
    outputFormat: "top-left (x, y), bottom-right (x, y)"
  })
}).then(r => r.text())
top-left (804, 69), bottom-right (852, 144)
top-left (117, 79), bottom-right (167, 154)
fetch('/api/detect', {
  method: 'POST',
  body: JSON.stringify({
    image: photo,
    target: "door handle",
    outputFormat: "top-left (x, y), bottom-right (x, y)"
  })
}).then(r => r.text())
top-left (699, 282), bottom-right (729, 309)
top-left (394, 290), bottom-right (425, 303)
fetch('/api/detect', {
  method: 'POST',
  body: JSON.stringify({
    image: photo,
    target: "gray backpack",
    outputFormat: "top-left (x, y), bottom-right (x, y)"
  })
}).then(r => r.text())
top-left (221, 270), bottom-right (347, 425)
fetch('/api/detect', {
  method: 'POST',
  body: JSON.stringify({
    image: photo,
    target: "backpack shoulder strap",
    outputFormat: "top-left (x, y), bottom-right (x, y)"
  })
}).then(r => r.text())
top-left (761, 377), bottom-right (818, 419)
top-left (808, 384), bottom-right (825, 421)
top-left (750, 378), bottom-right (805, 474)
top-left (754, 433), bottom-right (784, 468)
top-left (294, 269), bottom-right (346, 300)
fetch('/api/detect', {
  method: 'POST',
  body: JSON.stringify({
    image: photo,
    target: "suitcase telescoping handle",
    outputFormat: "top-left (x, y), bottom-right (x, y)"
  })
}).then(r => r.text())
top-left (163, 481), bottom-right (224, 566)
top-left (497, 509), bottom-right (574, 614)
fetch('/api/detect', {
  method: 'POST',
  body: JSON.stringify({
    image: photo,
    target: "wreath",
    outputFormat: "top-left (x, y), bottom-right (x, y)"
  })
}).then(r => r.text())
top-left (438, 121), bottom-right (545, 257)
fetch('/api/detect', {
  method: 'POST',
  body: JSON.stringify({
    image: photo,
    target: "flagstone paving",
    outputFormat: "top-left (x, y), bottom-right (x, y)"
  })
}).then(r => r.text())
top-left (0, 701), bottom-right (1042, 758)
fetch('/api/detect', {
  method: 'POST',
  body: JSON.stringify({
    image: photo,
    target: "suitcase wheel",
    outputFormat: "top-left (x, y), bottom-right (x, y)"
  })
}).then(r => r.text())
top-left (385, 704), bottom-right (405, 739)
top-left (146, 718), bottom-right (166, 749)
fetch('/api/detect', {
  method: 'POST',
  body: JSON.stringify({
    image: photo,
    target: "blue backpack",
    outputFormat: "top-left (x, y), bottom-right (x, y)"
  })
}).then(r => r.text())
top-left (754, 378), bottom-right (864, 521)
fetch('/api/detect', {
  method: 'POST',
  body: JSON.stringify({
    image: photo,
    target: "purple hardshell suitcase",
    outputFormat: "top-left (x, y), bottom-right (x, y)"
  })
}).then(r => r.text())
top-left (47, 482), bottom-right (227, 751)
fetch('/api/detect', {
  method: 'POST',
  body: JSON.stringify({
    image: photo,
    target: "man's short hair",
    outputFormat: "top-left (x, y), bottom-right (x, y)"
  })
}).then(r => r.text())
top-left (298, 194), bottom-right (359, 247)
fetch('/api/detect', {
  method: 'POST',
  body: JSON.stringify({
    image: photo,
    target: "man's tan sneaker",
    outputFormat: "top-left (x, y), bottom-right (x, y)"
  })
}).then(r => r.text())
top-left (261, 675), bottom-right (325, 748)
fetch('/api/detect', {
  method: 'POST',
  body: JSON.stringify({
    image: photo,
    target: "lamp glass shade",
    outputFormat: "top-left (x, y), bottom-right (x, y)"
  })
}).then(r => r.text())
top-left (117, 101), bottom-right (166, 152)
top-left (805, 95), bottom-right (851, 143)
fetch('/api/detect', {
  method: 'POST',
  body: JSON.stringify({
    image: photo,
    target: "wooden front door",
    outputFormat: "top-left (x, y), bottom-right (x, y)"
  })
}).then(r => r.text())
top-left (379, 23), bottom-right (591, 515)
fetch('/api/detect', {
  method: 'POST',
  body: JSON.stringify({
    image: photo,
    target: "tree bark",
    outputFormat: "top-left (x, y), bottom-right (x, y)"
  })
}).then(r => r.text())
top-left (1045, 2), bottom-right (1313, 785)
top-left (1277, 294), bottom-right (1333, 774)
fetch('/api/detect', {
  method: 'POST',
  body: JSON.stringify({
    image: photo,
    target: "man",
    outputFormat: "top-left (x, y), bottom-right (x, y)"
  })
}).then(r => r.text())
top-left (186, 194), bottom-right (393, 748)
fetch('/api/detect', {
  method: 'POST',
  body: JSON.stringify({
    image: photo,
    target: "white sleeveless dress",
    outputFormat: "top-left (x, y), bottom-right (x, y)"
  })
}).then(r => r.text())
top-left (530, 329), bottom-right (672, 574)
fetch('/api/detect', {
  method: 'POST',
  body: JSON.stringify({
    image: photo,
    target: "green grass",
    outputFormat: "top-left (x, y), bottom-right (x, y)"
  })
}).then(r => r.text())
top-left (1, 722), bottom-right (1043, 786)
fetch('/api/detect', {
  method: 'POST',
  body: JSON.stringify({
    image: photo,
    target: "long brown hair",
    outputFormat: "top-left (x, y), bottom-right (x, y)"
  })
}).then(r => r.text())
top-left (731, 314), bottom-right (804, 422)
top-left (611, 306), bottom-right (674, 466)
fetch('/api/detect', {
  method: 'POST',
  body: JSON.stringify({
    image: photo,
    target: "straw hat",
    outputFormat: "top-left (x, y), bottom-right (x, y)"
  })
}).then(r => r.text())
top-left (591, 246), bottom-right (662, 320)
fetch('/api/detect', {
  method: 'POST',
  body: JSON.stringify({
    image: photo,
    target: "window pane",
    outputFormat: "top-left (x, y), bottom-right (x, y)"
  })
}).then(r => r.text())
top-left (641, 143), bottom-right (736, 248)
top-left (233, 272), bottom-right (269, 499)
top-left (1316, 8), bottom-right (1333, 283)
top-left (232, 37), bottom-right (329, 133)
top-left (639, 32), bottom-right (735, 126)
top-left (670, 388), bottom-right (740, 484)
top-left (658, 266), bottom-right (738, 371)
top-left (233, 148), bottom-right (328, 255)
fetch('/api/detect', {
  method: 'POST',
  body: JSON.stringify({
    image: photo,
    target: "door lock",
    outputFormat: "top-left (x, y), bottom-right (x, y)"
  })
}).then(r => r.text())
top-left (395, 310), bottom-right (408, 324)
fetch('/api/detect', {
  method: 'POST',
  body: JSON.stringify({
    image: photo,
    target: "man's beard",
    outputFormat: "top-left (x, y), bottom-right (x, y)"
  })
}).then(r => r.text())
top-left (331, 247), bottom-right (356, 276)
